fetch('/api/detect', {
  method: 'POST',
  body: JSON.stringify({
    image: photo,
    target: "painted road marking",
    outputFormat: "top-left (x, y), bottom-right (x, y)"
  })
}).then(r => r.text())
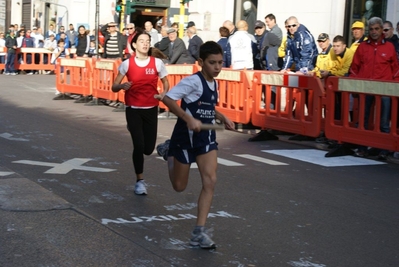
top-left (0, 172), bottom-right (15, 176)
top-left (262, 149), bottom-right (386, 167)
top-left (0, 133), bottom-right (29, 142)
top-left (156, 157), bottom-right (244, 168)
top-left (102, 211), bottom-right (240, 225)
top-left (13, 158), bottom-right (116, 174)
top-left (234, 154), bottom-right (288, 165)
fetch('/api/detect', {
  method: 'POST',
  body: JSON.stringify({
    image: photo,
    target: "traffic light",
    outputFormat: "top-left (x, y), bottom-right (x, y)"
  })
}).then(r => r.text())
top-left (126, 3), bottom-right (136, 14)
top-left (115, 0), bottom-right (122, 12)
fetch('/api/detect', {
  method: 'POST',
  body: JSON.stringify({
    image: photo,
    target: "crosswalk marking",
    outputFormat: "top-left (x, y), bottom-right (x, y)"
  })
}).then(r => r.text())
top-left (262, 149), bottom-right (386, 167)
top-left (156, 157), bottom-right (244, 168)
top-left (234, 154), bottom-right (288, 165)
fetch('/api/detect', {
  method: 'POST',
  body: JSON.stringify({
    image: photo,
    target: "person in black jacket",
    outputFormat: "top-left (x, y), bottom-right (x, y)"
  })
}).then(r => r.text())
top-left (75, 25), bottom-right (91, 57)
top-left (5, 30), bottom-right (17, 75)
top-left (154, 25), bottom-right (170, 58)
top-left (100, 22), bottom-right (126, 59)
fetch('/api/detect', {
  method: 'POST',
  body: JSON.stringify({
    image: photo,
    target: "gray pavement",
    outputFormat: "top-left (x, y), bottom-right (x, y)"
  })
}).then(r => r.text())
top-left (0, 75), bottom-right (399, 267)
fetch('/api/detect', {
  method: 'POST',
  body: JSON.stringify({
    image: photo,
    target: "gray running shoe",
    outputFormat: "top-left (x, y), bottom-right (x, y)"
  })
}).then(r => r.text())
top-left (134, 180), bottom-right (147, 195)
top-left (156, 139), bottom-right (170, 161)
top-left (189, 229), bottom-right (216, 249)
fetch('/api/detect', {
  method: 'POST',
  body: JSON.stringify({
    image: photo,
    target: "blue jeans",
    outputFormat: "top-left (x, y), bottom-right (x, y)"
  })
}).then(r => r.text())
top-left (0, 55), bottom-right (5, 64)
top-left (5, 52), bottom-right (16, 73)
top-left (363, 95), bottom-right (391, 133)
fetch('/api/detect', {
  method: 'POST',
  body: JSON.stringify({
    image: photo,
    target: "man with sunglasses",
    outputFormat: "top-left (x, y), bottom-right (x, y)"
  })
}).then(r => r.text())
top-left (350, 17), bottom-right (399, 159)
top-left (383, 21), bottom-right (399, 60)
top-left (124, 23), bottom-right (136, 58)
top-left (281, 16), bottom-right (317, 74)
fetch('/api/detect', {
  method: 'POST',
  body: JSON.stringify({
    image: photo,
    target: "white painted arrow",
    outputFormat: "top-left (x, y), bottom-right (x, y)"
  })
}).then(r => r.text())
top-left (13, 158), bottom-right (116, 174)
top-left (0, 133), bottom-right (29, 142)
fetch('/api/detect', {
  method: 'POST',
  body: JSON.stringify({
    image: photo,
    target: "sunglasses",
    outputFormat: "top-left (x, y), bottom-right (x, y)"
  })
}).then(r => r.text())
top-left (127, 27), bottom-right (134, 29)
top-left (317, 40), bottom-right (326, 43)
top-left (383, 28), bottom-right (390, 32)
top-left (287, 24), bottom-right (297, 28)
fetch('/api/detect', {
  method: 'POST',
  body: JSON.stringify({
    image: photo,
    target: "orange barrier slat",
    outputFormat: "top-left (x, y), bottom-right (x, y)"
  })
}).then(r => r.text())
top-left (56, 57), bottom-right (93, 96)
top-left (251, 71), bottom-right (325, 137)
top-left (215, 69), bottom-right (253, 124)
top-left (91, 58), bottom-right (119, 101)
top-left (325, 76), bottom-right (399, 151)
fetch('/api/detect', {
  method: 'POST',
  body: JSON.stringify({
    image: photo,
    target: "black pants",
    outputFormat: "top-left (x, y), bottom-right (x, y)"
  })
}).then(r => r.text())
top-left (125, 106), bottom-right (158, 175)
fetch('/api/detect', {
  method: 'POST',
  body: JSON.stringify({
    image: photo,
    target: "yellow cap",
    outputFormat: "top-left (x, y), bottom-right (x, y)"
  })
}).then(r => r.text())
top-left (352, 21), bottom-right (364, 29)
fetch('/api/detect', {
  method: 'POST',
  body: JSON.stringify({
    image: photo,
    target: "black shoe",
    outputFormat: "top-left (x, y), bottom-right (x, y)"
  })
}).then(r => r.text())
top-left (248, 130), bottom-right (278, 142)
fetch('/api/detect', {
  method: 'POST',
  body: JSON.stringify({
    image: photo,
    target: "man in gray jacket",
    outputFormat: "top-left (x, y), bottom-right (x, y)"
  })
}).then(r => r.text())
top-left (263, 13), bottom-right (282, 71)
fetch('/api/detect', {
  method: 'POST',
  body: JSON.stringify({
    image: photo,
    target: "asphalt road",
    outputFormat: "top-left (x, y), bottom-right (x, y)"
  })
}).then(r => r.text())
top-left (0, 75), bottom-right (398, 267)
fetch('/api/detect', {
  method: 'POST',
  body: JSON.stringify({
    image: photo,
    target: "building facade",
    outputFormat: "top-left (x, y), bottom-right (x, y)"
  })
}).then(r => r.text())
top-left (4, 0), bottom-right (399, 47)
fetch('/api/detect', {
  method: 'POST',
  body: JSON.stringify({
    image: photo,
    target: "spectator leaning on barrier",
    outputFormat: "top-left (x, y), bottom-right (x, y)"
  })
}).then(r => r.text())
top-left (253, 20), bottom-right (267, 70)
top-left (111, 29), bottom-right (169, 195)
top-left (52, 38), bottom-right (70, 98)
top-left (187, 26), bottom-right (203, 63)
top-left (166, 28), bottom-right (194, 64)
top-left (43, 33), bottom-right (57, 66)
top-left (4, 30), bottom-right (17, 75)
top-left (75, 25), bottom-right (91, 57)
top-left (383, 21), bottom-right (399, 60)
top-left (45, 24), bottom-right (55, 39)
top-left (350, 21), bottom-right (367, 53)
top-left (312, 33), bottom-right (335, 79)
top-left (226, 20), bottom-right (255, 70)
top-left (67, 24), bottom-right (78, 48)
top-left (124, 23), bottom-right (136, 58)
top-left (22, 29), bottom-right (36, 75)
top-left (101, 22), bottom-right (126, 59)
top-left (281, 16), bottom-right (318, 74)
top-left (264, 13), bottom-right (283, 71)
top-left (350, 17), bottom-right (399, 159)
top-left (217, 26), bottom-right (230, 67)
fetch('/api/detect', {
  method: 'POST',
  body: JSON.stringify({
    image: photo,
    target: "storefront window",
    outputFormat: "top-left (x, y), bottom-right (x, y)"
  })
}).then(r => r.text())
top-left (351, 0), bottom-right (387, 29)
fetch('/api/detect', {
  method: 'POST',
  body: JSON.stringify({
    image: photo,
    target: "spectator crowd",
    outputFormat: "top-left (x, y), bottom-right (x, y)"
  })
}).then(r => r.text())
top-left (1, 17), bottom-right (398, 159)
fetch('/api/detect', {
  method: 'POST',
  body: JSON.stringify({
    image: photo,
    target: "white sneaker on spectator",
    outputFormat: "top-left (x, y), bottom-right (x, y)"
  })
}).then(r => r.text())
top-left (11, 73), bottom-right (17, 76)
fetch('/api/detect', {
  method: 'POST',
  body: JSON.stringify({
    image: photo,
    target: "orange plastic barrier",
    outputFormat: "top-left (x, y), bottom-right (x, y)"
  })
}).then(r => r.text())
top-left (157, 64), bottom-right (198, 111)
top-left (55, 57), bottom-right (93, 97)
top-left (0, 47), bottom-right (5, 71)
top-left (325, 76), bottom-right (399, 151)
top-left (91, 58), bottom-right (119, 102)
top-left (16, 48), bottom-right (56, 72)
top-left (251, 71), bottom-right (325, 137)
top-left (215, 69), bottom-right (253, 124)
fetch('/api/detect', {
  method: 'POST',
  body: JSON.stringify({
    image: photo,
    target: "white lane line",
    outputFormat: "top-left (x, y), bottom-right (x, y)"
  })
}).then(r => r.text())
top-left (0, 172), bottom-right (15, 177)
top-left (234, 154), bottom-right (288, 165)
top-left (0, 133), bottom-right (29, 142)
top-left (262, 149), bottom-right (386, 167)
top-left (156, 157), bottom-right (244, 168)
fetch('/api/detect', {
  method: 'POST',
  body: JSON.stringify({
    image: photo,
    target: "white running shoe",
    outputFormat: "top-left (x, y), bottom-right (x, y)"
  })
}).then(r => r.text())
top-left (189, 228), bottom-right (216, 249)
top-left (134, 180), bottom-right (147, 195)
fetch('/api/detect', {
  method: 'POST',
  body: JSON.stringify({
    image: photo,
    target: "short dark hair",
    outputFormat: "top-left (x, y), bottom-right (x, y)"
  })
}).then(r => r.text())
top-left (199, 41), bottom-right (223, 61)
top-left (58, 38), bottom-right (65, 44)
top-left (219, 26), bottom-right (229, 38)
top-left (265, 13), bottom-right (276, 21)
top-left (333, 35), bottom-right (346, 44)
top-left (383, 20), bottom-right (393, 28)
